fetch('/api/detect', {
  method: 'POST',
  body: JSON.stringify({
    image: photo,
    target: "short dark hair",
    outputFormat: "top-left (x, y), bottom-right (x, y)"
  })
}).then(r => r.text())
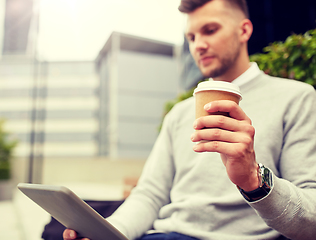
top-left (178, 0), bottom-right (249, 19)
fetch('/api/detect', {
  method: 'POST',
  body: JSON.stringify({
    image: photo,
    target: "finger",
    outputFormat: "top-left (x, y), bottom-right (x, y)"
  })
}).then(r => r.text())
top-left (194, 115), bottom-right (234, 131)
top-left (193, 141), bottom-right (252, 158)
top-left (191, 128), bottom-right (246, 143)
top-left (194, 115), bottom-right (251, 133)
top-left (204, 100), bottom-right (251, 122)
top-left (63, 229), bottom-right (77, 240)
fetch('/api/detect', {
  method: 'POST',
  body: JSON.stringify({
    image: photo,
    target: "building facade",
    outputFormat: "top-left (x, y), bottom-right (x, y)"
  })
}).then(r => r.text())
top-left (96, 32), bottom-right (179, 159)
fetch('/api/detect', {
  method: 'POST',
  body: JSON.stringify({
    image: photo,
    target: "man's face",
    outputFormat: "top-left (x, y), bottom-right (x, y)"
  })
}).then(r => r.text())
top-left (185, 0), bottom-right (244, 79)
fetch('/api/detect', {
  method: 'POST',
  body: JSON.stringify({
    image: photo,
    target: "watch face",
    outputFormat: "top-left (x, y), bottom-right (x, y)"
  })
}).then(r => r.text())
top-left (262, 165), bottom-right (273, 188)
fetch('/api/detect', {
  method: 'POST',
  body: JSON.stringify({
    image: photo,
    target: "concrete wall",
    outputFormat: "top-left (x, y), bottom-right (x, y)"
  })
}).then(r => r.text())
top-left (116, 51), bottom-right (178, 158)
top-left (11, 157), bottom-right (145, 186)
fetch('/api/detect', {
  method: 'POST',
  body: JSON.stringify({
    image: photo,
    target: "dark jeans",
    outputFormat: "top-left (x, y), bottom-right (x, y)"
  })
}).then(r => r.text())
top-left (137, 232), bottom-right (292, 240)
top-left (137, 232), bottom-right (199, 240)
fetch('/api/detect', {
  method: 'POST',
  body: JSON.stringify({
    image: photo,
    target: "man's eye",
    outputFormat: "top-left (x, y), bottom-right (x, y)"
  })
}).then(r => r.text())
top-left (205, 29), bottom-right (216, 34)
top-left (187, 36), bottom-right (195, 42)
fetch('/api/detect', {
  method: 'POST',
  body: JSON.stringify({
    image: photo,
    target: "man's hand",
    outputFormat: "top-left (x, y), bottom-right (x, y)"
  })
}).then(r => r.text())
top-left (191, 100), bottom-right (259, 191)
top-left (63, 229), bottom-right (90, 240)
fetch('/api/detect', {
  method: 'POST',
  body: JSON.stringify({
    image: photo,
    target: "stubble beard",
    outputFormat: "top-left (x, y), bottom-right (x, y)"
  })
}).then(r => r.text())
top-left (203, 41), bottom-right (241, 79)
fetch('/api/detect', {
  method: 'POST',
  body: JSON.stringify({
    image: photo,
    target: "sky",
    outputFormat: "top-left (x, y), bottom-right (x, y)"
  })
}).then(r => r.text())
top-left (36, 0), bottom-right (186, 61)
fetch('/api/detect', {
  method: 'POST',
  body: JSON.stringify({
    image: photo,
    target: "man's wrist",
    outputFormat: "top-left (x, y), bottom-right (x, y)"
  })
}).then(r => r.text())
top-left (237, 163), bottom-right (273, 202)
top-left (237, 164), bottom-right (260, 192)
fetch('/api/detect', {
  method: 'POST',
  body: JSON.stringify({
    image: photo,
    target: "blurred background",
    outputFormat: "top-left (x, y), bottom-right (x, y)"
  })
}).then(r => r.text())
top-left (0, 0), bottom-right (315, 239)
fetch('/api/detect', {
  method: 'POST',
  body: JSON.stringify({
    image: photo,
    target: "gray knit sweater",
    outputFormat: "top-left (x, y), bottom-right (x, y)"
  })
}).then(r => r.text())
top-left (108, 71), bottom-right (316, 240)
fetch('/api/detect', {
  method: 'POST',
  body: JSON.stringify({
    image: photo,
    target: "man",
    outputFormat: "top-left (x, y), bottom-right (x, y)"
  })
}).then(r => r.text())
top-left (64, 0), bottom-right (316, 239)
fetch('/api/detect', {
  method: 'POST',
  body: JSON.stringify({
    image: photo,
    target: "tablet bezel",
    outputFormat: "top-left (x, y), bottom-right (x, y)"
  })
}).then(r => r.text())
top-left (17, 183), bottom-right (128, 240)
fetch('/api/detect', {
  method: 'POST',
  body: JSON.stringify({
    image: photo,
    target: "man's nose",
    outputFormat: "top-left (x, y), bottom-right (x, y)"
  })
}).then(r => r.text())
top-left (194, 35), bottom-right (208, 52)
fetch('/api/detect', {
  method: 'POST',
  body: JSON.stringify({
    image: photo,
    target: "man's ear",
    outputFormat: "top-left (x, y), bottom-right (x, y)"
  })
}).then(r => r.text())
top-left (239, 19), bottom-right (253, 43)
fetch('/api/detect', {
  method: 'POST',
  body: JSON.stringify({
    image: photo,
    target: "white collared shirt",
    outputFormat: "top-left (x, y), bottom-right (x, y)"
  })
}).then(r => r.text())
top-left (209, 62), bottom-right (262, 87)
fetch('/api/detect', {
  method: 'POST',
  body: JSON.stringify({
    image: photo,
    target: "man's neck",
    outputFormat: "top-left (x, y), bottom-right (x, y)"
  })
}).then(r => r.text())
top-left (213, 62), bottom-right (250, 82)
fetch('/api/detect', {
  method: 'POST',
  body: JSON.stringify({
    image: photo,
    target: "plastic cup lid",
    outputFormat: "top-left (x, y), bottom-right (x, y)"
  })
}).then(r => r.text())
top-left (193, 80), bottom-right (242, 99)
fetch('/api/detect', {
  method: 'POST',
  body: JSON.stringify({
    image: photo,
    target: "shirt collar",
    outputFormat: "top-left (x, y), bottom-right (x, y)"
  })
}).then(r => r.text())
top-left (232, 62), bottom-right (261, 87)
top-left (209, 62), bottom-right (262, 87)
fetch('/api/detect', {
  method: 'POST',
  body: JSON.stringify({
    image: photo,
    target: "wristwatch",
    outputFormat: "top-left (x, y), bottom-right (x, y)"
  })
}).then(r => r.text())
top-left (238, 163), bottom-right (273, 202)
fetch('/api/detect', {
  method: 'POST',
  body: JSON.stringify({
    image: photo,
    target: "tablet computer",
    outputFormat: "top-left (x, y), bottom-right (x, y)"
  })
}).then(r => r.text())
top-left (17, 183), bottom-right (128, 240)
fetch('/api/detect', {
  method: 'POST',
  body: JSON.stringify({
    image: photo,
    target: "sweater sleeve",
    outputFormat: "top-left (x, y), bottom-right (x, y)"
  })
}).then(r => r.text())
top-left (106, 110), bottom-right (176, 240)
top-left (249, 85), bottom-right (316, 240)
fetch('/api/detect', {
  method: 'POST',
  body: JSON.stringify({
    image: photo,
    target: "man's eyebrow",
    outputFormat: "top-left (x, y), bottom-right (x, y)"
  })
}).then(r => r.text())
top-left (186, 22), bottom-right (218, 35)
top-left (200, 22), bottom-right (219, 31)
top-left (185, 32), bottom-right (193, 37)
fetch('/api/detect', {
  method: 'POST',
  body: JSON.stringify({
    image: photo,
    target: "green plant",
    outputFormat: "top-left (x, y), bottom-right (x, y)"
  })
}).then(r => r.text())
top-left (0, 119), bottom-right (18, 180)
top-left (250, 29), bottom-right (316, 86)
top-left (162, 88), bottom-right (195, 118)
top-left (158, 80), bottom-right (206, 132)
top-left (158, 88), bottom-right (194, 131)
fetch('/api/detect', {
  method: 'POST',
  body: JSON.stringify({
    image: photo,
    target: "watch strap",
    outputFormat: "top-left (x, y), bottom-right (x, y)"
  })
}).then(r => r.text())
top-left (238, 183), bottom-right (271, 202)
